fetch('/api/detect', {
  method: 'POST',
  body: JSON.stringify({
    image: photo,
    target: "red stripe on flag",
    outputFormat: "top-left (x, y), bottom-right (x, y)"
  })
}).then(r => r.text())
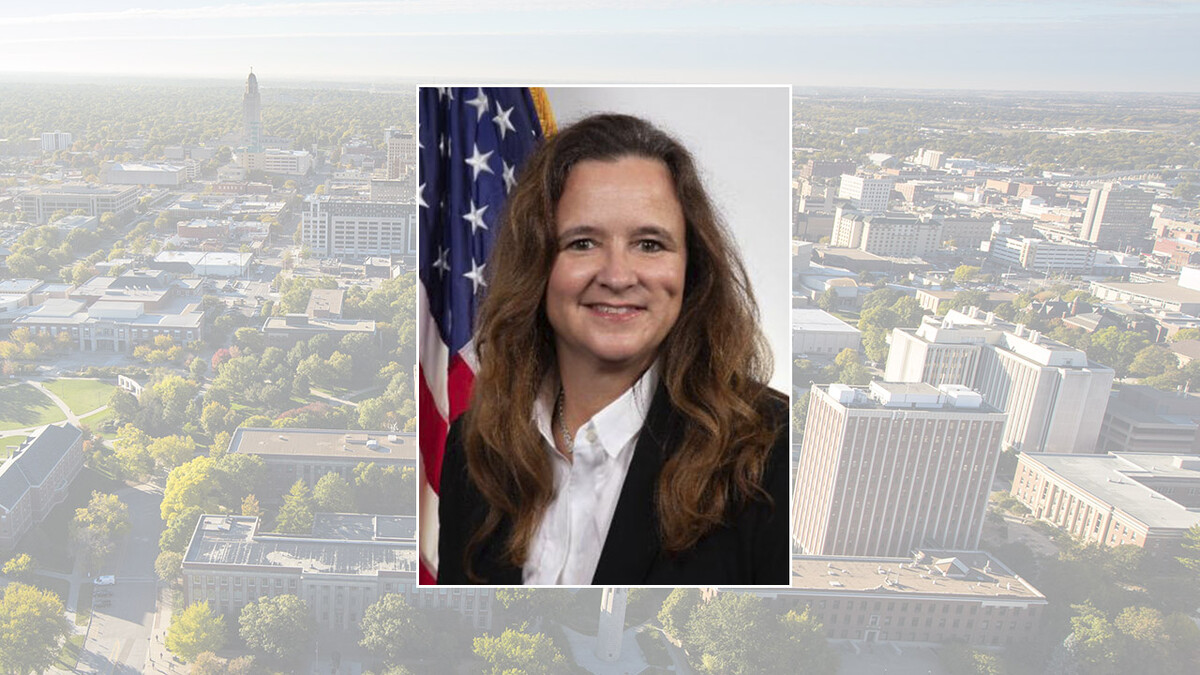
top-left (447, 353), bottom-right (475, 421)
top-left (419, 561), bottom-right (436, 585)
top-left (418, 364), bottom-right (448, 493)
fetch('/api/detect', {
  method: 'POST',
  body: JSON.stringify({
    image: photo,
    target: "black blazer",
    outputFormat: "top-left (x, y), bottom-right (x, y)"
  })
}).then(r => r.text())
top-left (436, 385), bottom-right (790, 585)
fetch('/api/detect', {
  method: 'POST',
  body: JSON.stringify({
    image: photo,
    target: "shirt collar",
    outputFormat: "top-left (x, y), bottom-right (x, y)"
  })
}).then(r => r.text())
top-left (534, 365), bottom-right (660, 460)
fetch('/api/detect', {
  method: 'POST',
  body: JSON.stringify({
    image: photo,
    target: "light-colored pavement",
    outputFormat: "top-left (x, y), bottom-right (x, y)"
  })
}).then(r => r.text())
top-left (67, 483), bottom-right (165, 675)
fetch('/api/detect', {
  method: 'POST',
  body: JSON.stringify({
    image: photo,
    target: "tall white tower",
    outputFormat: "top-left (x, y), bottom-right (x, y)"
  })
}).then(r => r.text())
top-left (594, 587), bottom-right (627, 662)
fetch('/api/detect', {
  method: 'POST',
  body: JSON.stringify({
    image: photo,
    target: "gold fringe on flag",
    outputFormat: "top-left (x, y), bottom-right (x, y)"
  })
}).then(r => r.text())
top-left (530, 87), bottom-right (557, 137)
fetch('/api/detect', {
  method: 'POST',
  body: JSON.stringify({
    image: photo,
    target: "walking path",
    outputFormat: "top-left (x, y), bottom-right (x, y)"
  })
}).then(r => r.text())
top-left (1, 378), bottom-right (109, 437)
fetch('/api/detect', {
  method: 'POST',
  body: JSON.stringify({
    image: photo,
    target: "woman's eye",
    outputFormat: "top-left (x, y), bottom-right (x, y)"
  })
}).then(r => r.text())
top-left (637, 240), bottom-right (665, 253)
top-left (566, 239), bottom-right (595, 251)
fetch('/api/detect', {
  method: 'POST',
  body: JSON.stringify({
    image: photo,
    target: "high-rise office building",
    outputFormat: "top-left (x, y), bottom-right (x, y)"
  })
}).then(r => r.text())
top-left (40, 131), bottom-right (72, 152)
top-left (792, 382), bottom-right (1007, 557)
top-left (386, 128), bottom-right (415, 180)
top-left (243, 69), bottom-right (262, 152)
top-left (1080, 183), bottom-right (1154, 251)
top-left (885, 309), bottom-right (1114, 454)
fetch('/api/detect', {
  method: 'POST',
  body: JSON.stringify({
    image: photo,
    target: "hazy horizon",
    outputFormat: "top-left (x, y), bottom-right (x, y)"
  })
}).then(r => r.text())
top-left (0, 1), bottom-right (1197, 93)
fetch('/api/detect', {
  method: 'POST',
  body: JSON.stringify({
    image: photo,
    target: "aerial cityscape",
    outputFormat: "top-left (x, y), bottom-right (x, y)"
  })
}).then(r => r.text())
top-left (1, 19), bottom-right (1199, 675)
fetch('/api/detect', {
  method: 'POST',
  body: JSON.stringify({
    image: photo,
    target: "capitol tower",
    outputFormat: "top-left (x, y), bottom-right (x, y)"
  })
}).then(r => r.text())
top-left (243, 69), bottom-right (262, 152)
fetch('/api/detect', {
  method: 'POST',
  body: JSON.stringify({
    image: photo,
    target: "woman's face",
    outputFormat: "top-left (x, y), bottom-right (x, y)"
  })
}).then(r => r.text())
top-left (546, 156), bottom-right (687, 377)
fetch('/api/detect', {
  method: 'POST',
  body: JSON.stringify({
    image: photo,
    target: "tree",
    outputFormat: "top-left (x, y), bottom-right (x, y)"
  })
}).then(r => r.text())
top-left (1127, 346), bottom-right (1178, 379)
top-left (473, 629), bottom-right (568, 675)
top-left (148, 434), bottom-right (197, 473)
top-left (166, 602), bottom-right (225, 663)
top-left (1171, 327), bottom-right (1200, 343)
top-left (274, 479), bottom-right (314, 534)
top-left (155, 551), bottom-right (183, 582)
top-left (1177, 523), bottom-right (1200, 575)
top-left (947, 289), bottom-right (988, 314)
top-left (2, 553), bottom-right (36, 581)
top-left (312, 472), bottom-right (353, 513)
top-left (354, 463), bottom-right (415, 515)
top-left (780, 609), bottom-right (838, 675)
top-left (0, 583), bottom-right (72, 675)
top-left (70, 491), bottom-right (130, 570)
top-left (954, 264), bottom-right (981, 283)
top-left (112, 423), bottom-right (153, 479)
top-left (360, 594), bottom-right (429, 663)
top-left (238, 594), bottom-right (312, 662)
top-left (160, 505), bottom-right (204, 554)
top-left (1067, 601), bottom-right (1119, 675)
top-left (241, 494), bottom-right (262, 518)
top-left (658, 588), bottom-right (700, 639)
top-left (161, 456), bottom-right (221, 524)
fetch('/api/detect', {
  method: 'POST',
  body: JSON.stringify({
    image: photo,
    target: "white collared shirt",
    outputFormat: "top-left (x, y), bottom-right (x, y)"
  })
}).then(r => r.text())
top-left (523, 368), bottom-right (658, 585)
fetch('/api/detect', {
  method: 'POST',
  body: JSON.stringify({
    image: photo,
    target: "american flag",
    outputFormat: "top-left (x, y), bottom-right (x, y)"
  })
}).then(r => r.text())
top-left (417, 87), bottom-right (548, 582)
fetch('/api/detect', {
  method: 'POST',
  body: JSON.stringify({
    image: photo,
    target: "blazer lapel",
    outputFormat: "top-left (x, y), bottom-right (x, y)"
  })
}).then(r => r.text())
top-left (591, 384), bottom-right (679, 585)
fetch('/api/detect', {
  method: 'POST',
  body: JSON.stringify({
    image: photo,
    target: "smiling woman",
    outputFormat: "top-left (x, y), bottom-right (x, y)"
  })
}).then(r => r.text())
top-left (436, 112), bottom-right (790, 586)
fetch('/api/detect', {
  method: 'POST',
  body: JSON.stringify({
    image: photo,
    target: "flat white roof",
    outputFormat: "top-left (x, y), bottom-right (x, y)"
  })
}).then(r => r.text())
top-left (792, 308), bottom-right (860, 334)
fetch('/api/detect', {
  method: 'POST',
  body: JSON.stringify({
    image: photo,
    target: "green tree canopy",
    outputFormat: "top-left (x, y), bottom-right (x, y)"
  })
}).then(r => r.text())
top-left (238, 594), bottom-right (312, 662)
top-left (166, 602), bottom-right (226, 663)
top-left (70, 490), bottom-right (130, 571)
top-left (0, 583), bottom-right (72, 675)
top-left (473, 629), bottom-right (568, 675)
top-left (360, 594), bottom-right (429, 663)
top-left (275, 479), bottom-right (314, 534)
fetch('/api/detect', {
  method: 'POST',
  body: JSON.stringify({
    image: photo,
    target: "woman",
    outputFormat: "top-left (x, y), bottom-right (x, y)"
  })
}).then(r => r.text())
top-left (437, 113), bottom-right (788, 585)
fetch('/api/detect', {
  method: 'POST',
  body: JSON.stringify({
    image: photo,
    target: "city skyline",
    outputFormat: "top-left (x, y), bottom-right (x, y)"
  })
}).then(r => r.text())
top-left (0, 1), bottom-right (1196, 91)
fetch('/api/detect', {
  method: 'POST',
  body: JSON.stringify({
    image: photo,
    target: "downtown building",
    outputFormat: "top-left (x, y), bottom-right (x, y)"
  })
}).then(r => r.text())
top-left (1081, 183), bottom-right (1155, 251)
top-left (19, 183), bottom-right (139, 224)
top-left (182, 513), bottom-right (494, 631)
top-left (830, 211), bottom-right (941, 257)
top-left (385, 128), bottom-right (416, 180)
top-left (792, 382), bottom-right (1007, 557)
top-left (885, 308), bottom-right (1114, 454)
top-left (301, 196), bottom-right (416, 258)
top-left (226, 427), bottom-right (413, 497)
top-left (837, 174), bottom-right (895, 213)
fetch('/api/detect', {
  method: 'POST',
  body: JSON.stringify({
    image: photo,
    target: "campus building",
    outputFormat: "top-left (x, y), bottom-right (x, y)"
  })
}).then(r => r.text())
top-left (792, 382), bottom-right (1007, 557)
top-left (837, 175), bottom-right (895, 213)
top-left (182, 514), bottom-right (494, 630)
top-left (1012, 452), bottom-right (1200, 555)
top-left (227, 427), bottom-right (415, 494)
top-left (885, 309), bottom-right (1114, 454)
top-left (1081, 183), bottom-right (1154, 251)
top-left (1098, 385), bottom-right (1200, 454)
top-left (0, 424), bottom-right (84, 551)
top-left (729, 551), bottom-right (1046, 647)
top-left (791, 308), bottom-right (861, 358)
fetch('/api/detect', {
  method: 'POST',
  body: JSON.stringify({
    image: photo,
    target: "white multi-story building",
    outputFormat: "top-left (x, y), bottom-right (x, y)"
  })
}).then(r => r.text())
top-left (832, 211), bottom-right (941, 257)
top-left (301, 197), bottom-right (416, 257)
top-left (792, 382), bottom-right (1007, 557)
top-left (40, 131), bottom-right (72, 152)
top-left (240, 149), bottom-right (312, 176)
top-left (837, 174), bottom-right (895, 213)
top-left (19, 184), bottom-right (139, 223)
top-left (183, 514), bottom-right (494, 630)
top-left (885, 309), bottom-right (1114, 454)
top-left (986, 235), bottom-right (1095, 274)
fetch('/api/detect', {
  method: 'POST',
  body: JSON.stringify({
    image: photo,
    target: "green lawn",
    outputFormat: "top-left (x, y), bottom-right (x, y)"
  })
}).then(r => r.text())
top-left (42, 378), bottom-right (117, 415)
top-left (79, 407), bottom-right (117, 439)
top-left (0, 433), bottom-right (26, 459)
top-left (0, 384), bottom-right (67, 431)
top-left (55, 633), bottom-right (85, 672)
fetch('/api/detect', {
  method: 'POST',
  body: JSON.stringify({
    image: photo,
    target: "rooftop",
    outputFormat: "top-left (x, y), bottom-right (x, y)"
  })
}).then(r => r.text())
top-left (1022, 452), bottom-right (1200, 530)
top-left (781, 550), bottom-right (1044, 601)
top-left (791, 308), bottom-right (860, 334)
top-left (183, 515), bottom-right (417, 576)
top-left (228, 427), bottom-right (416, 462)
top-left (0, 424), bottom-right (82, 511)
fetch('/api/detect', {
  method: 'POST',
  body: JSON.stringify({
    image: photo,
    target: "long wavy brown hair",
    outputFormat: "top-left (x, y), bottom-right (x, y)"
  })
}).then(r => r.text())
top-left (461, 113), bottom-right (776, 580)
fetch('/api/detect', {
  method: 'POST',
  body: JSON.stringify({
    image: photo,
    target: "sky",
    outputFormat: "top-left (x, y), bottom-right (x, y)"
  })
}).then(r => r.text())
top-left (0, 1), bottom-right (1197, 91)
